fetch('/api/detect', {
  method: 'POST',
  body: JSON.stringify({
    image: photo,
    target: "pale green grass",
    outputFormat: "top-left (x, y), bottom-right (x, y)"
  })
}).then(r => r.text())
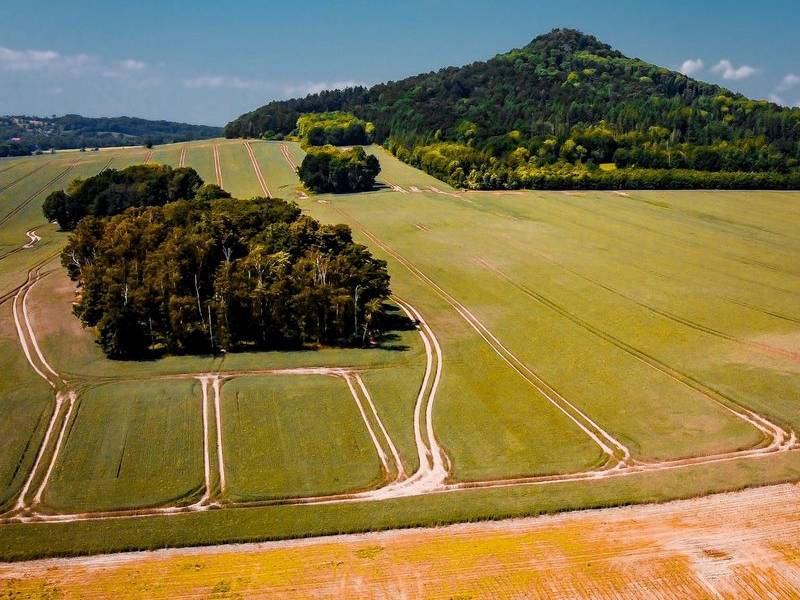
top-left (185, 142), bottom-right (217, 186)
top-left (249, 140), bottom-right (305, 200)
top-left (217, 140), bottom-right (262, 198)
top-left (221, 375), bottom-right (383, 501)
top-left (0, 304), bottom-right (53, 511)
top-left (39, 380), bottom-right (204, 513)
top-left (148, 144), bottom-right (183, 167)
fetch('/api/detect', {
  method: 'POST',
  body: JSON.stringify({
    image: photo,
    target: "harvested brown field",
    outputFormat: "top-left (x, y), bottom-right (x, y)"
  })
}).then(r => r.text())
top-left (3, 483), bottom-right (800, 598)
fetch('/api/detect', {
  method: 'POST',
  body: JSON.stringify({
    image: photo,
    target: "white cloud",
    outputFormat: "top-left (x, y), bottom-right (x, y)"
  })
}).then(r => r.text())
top-left (183, 76), bottom-right (263, 90)
top-left (777, 73), bottom-right (800, 92)
top-left (0, 45), bottom-right (149, 82)
top-left (679, 58), bottom-right (704, 76)
top-left (0, 47), bottom-right (60, 70)
top-left (711, 59), bottom-right (757, 81)
top-left (120, 59), bottom-right (146, 71)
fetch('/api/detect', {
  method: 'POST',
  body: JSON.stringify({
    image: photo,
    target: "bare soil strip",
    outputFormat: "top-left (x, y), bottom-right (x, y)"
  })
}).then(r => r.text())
top-left (212, 144), bottom-right (223, 188)
top-left (7, 484), bottom-right (800, 599)
top-left (142, 149), bottom-right (152, 164)
top-left (178, 145), bottom-right (187, 168)
top-left (243, 140), bottom-right (272, 197)
top-left (211, 377), bottom-right (226, 495)
top-left (344, 373), bottom-right (392, 475)
top-left (355, 373), bottom-right (406, 479)
top-left (278, 143), bottom-right (297, 170)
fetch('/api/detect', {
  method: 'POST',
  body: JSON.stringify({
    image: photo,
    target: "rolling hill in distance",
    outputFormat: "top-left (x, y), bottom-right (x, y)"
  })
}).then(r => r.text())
top-left (0, 114), bottom-right (221, 156)
top-left (226, 28), bottom-right (800, 189)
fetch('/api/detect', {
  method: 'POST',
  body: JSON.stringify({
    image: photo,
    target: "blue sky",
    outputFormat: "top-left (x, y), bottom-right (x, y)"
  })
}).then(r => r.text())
top-left (2, 0), bottom-right (799, 125)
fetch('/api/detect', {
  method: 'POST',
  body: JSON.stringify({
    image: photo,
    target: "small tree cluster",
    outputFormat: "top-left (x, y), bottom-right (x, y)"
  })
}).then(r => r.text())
top-left (43, 164), bottom-right (207, 230)
top-left (298, 146), bottom-right (381, 193)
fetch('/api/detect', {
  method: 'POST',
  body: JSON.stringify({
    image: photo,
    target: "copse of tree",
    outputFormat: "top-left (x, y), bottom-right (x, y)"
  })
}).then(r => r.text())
top-left (62, 195), bottom-right (391, 359)
top-left (298, 146), bottom-right (381, 193)
top-left (296, 111), bottom-right (375, 146)
top-left (43, 164), bottom-right (204, 230)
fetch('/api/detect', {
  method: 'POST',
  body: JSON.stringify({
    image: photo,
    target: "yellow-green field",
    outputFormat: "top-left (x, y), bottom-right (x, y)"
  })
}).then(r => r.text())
top-left (0, 138), bottom-right (799, 560)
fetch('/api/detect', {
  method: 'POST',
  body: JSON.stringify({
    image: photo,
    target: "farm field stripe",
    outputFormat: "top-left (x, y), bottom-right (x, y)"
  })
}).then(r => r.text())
top-left (0, 161), bottom-right (49, 194)
top-left (474, 256), bottom-right (790, 453)
top-left (335, 207), bottom-right (629, 465)
top-left (0, 227), bottom-right (44, 261)
top-left (0, 162), bottom-right (78, 228)
top-left (278, 143), bottom-right (297, 170)
top-left (212, 144), bottom-right (223, 188)
top-left (212, 377), bottom-right (226, 494)
top-left (355, 373), bottom-right (406, 479)
top-left (243, 140), bottom-right (271, 197)
top-left (178, 145), bottom-right (188, 168)
top-left (195, 377), bottom-right (212, 507)
top-left (344, 374), bottom-right (391, 475)
top-left (30, 392), bottom-right (76, 507)
top-left (143, 149), bottom-right (153, 164)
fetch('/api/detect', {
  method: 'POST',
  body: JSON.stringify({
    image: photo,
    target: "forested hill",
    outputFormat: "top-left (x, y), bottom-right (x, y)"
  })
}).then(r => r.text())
top-left (225, 28), bottom-right (800, 189)
top-left (1, 114), bottom-right (221, 156)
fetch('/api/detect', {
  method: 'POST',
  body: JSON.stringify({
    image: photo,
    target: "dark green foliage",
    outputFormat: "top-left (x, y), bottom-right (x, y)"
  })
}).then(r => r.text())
top-left (43, 164), bottom-right (204, 230)
top-left (225, 28), bottom-right (800, 189)
top-left (62, 196), bottom-right (391, 359)
top-left (298, 146), bottom-right (381, 193)
top-left (296, 112), bottom-right (375, 146)
top-left (0, 114), bottom-right (221, 153)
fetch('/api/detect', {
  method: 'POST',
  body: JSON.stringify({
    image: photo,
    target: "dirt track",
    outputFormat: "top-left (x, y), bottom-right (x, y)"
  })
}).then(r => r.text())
top-left (4, 483), bottom-right (800, 598)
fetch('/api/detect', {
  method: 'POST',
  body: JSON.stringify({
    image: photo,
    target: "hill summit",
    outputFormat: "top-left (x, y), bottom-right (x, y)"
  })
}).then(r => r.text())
top-left (226, 29), bottom-right (800, 190)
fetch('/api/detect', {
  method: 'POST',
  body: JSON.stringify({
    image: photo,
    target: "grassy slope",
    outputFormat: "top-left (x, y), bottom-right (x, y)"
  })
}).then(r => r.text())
top-left (0, 143), bottom-right (798, 559)
top-left (221, 376), bottom-right (383, 501)
top-left (0, 303), bottom-right (53, 511)
top-left (185, 142), bottom-right (217, 186)
top-left (39, 380), bottom-right (205, 513)
top-left (250, 141), bottom-right (305, 200)
top-left (148, 143), bottom-right (183, 167)
top-left (217, 140), bottom-right (262, 199)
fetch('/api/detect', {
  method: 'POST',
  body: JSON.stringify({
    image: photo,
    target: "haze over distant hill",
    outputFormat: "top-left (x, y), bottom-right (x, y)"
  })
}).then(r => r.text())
top-left (226, 28), bottom-right (800, 189)
top-left (0, 114), bottom-right (221, 156)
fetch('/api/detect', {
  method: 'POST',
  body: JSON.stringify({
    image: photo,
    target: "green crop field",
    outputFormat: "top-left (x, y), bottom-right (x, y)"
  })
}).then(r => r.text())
top-left (0, 139), bottom-right (799, 561)
top-left (221, 375), bottom-right (384, 501)
top-left (39, 380), bottom-right (205, 514)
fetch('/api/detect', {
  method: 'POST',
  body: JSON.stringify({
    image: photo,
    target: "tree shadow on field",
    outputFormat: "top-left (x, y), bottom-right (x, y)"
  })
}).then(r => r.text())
top-left (373, 303), bottom-right (416, 352)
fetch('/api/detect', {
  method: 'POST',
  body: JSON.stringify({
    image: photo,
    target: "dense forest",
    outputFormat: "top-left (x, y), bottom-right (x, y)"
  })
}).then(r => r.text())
top-left (52, 168), bottom-right (391, 359)
top-left (1, 114), bottom-right (220, 155)
top-left (225, 29), bottom-right (800, 189)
